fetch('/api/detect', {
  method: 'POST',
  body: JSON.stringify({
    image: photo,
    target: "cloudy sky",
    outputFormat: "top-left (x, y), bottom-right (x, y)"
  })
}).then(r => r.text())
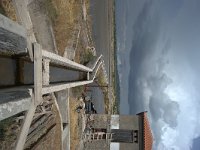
top-left (116, 0), bottom-right (200, 149)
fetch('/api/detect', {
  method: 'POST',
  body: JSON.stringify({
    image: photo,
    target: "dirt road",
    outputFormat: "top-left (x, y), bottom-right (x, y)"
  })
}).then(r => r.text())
top-left (90, 0), bottom-right (113, 82)
top-left (90, 0), bottom-right (114, 113)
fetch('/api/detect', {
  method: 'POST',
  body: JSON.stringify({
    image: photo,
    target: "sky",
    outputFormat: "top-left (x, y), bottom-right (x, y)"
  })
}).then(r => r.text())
top-left (116, 0), bottom-right (200, 149)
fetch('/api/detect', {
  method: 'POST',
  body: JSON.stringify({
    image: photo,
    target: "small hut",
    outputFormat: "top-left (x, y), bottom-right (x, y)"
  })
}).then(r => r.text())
top-left (83, 112), bottom-right (153, 150)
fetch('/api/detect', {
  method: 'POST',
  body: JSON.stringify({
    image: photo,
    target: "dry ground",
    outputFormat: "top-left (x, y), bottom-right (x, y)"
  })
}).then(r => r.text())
top-left (69, 88), bottom-right (85, 150)
top-left (0, 0), bottom-right (17, 21)
top-left (69, 96), bottom-right (80, 150)
top-left (46, 0), bottom-right (83, 56)
top-left (46, 0), bottom-right (94, 64)
top-left (30, 98), bottom-right (62, 150)
top-left (0, 113), bottom-right (24, 149)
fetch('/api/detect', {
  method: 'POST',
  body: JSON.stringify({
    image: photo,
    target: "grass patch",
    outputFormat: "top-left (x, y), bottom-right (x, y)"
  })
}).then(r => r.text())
top-left (69, 96), bottom-right (82, 150)
top-left (81, 49), bottom-right (95, 65)
top-left (44, 0), bottom-right (58, 23)
top-left (95, 68), bottom-right (110, 113)
top-left (110, 0), bottom-right (120, 114)
top-left (0, 0), bottom-right (17, 21)
top-left (45, 0), bottom-right (82, 56)
top-left (75, 42), bottom-right (96, 65)
top-left (103, 91), bottom-right (110, 114)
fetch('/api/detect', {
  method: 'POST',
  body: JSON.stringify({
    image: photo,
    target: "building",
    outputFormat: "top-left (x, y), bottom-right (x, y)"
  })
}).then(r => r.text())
top-left (83, 112), bottom-right (153, 150)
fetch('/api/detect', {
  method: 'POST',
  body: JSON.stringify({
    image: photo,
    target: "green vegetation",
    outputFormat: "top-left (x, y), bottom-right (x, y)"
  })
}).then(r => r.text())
top-left (95, 68), bottom-right (110, 113)
top-left (45, 0), bottom-right (83, 55)
top-left (112, 0), bottom-right (120, 114)
top-left (81, 50), bottom-right (95, 65)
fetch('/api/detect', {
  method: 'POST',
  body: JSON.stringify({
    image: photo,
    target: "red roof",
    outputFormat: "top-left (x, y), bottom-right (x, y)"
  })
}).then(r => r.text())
top-left (138, 112), bottom-right (153, 150)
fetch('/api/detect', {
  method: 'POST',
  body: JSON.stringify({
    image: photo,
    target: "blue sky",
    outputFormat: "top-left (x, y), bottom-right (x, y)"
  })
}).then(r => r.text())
top-left (116, 0), bottom-right (200, 149)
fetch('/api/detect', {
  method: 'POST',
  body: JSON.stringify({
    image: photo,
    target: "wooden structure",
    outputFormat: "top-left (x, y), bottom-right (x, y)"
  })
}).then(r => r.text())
top-left (0, 13), bottom-right (103, 150)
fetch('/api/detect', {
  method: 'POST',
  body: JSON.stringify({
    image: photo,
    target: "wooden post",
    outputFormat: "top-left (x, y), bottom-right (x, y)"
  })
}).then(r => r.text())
top-left (34, 43), bottom-right (42, 105)
top-left (42, 80), bottom-right (93, 94)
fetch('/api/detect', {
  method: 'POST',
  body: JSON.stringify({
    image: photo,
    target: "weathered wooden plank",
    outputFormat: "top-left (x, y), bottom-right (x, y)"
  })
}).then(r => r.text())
top-left (42, 50), bottom-right (92, 72)
top-left (0, 14), bottom-right (27, 55)
top-left (42, 58), bottom-right (50, 85)
top-left (0, 14), bottom-right (26, 37)
top-left (34, 43), bottom-right (42, 105)
top-left (29, 114), bottom-right (52, 134)
top-left (25, 115), bottom-right (55, 148)
top-left (42, 80), bottom-right (93, 94)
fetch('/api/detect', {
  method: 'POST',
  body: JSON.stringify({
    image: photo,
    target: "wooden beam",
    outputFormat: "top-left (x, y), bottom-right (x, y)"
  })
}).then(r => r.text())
top-left (51, 93), bottom-right (63, 150)
top-left (42, 58), bottom-right (50, 85)
top-left (42, 80), bottom-right (93, 94)
top-left (15, 102), bottom-right (36, 150)
top-left (42, 50), bottom-right (92, 72)
top-left (62, 88), bottom-right (70, 150)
